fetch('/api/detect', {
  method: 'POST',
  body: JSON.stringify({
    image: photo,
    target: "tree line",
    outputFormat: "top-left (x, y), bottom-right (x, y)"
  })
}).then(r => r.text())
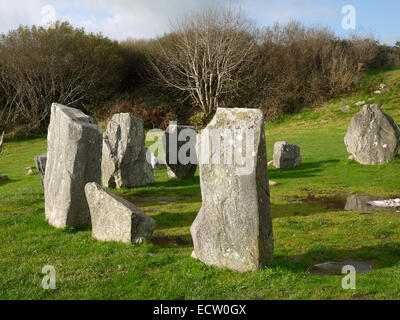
top-left (1, 6), bottom-right (399, 135)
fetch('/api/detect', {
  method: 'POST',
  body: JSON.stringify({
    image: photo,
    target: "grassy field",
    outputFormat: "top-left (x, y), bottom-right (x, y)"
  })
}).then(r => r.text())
top-left (1, 69), bottom-right (400, 300)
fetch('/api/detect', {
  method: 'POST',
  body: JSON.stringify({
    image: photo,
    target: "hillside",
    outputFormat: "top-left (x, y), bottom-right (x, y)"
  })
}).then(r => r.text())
top-left (1, 69), bottom-right (400, 299)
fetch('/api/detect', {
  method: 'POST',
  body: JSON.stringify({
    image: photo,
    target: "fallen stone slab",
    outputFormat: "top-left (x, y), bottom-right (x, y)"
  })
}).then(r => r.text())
top-left (85, 182), bottom-right (156, 244)
top-left (273, 141), bottom-right (302, 169)
top-left (311, 259), bottom-right (374, 275)
top-left (191, 108), bottom-right (274, 272)
top-left (102, 113), bottom-right (154, 188)
top-left (34, 154), bottom-right (47, 187)
top-left (344, 104), bottom-right (400, 165)
top-left (44, 103), bottom-right (103, 228)
top-left (368, 198), bottom-right (400, 208)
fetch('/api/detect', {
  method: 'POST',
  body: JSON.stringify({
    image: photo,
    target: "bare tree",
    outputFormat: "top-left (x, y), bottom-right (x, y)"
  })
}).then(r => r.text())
top-left (149, 6), bottom-right (258, 115)
top-left (0, 131), bottom-right (4, 155)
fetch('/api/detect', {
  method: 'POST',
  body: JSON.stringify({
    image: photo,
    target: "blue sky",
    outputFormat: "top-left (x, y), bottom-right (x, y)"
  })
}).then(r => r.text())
top-left (0, 0), bottom-right (398, 45)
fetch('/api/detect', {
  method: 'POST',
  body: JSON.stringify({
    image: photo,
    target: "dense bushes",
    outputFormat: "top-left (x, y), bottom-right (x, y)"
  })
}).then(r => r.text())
top-left (1, 12), bottom-right (399, 134)
top-left (247, 22), bottom-right (367, 118)
top-left (0, 21), bottom-right (125, 134)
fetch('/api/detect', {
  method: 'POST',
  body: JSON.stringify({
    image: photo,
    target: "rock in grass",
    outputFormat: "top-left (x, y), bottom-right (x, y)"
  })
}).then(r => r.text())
top-left (85, 182), bottom-right (155, 244)
top-left (269, 180), bottom-right (278, 187)
top-left (163, 123), bottom-right (198, 179)
top-left (341, 105), bottom-right (350, 113)
top-left (191, 108), bottom-right (274, 272)
top-left (102, 113), bottom-right (154, 188)
top-left (34, 153), bottom-right (47, 187)
top-left (44, 103), bottom-right (103, 228)
top-left (344, 104), bottom-right (400, 165)
top-left (273, 141), bottom-right (302, 169)
top-left (355, 101), bottom-right (366, 106)
top-left (0, 175), bottom-right (9, 180)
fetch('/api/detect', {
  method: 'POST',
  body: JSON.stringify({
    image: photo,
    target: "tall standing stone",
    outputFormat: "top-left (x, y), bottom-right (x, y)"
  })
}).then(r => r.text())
top-left (44, 103), bottom-right (103, 228)
top-left (344, 104), bottom-right (400, 165)
top-left (102, 113), bottom-right (154, 188)
top-left (163, 123), bottom-right (198, 179)
top-left (273, 141), bottom-right (302, 169)
top-left (34, 153), bottom-right (47, 188)
top-left (190, 108), bottom-right (274, 272)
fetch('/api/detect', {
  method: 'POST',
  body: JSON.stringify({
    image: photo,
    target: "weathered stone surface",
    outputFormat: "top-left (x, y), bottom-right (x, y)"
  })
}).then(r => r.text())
top-left (190, 108), bottom-right (274, 272)
top-left (163, 123), bottom-right (197, 179)
top-left (44, 103), bottom-right (103, 228)
top-left (102, 113), bottom-right (154, 188)
top-left (344, 104), bottom-right (400, 165)
top-left (85, 182), bottom-right (155, 244)
top-left (0, 175), bottom-right (9, 180)
top-left (273, 141), bottom-right (302, 169)
top-left (34, 153), bottom-right (47, 187)
top-left (355, 101), bottom-right (366, 106)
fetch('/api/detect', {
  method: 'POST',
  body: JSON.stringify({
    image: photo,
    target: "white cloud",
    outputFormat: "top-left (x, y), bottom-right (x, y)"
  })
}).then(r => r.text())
top-left (0, 0), bottom-right (339, 40)
top-left (242, 0), bottom-right (338, 26)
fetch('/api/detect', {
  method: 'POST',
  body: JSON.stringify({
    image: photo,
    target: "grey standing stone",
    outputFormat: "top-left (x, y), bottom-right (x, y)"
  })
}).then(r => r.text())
top-left (163, 123), bottom-right (198, 179)
top-left (102, 113), bottom-right (154, 188)
top-left (85, 182), bottom-right (155, 244)
top-left (273, 141), bottom-right (302, 169)
top-left (344, 104), bottom-right (400, 165)
top-left (34, 153), bottom-right (47, 187)
top-left (190, 108), bottom-right (274, 272)
top-left (44, 103), bottom-right (103, 228)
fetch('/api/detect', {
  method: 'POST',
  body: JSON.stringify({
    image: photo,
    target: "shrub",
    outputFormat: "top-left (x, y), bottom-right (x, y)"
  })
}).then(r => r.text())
top-left (0, 21), bottom-right (125, 133)
top-left (105, 99), bottom-right (178, 130)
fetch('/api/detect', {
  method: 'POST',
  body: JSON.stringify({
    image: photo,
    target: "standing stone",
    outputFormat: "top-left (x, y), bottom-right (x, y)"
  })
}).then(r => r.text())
top-left (102, 113), bottom-right (154, 188)
top-left (344, 104), bottom-right (400, 165)
top-left (273, 141), bottom-right (302, 169)
top-left (163, 122), bottom-right (198, 179)
top-left (191, 108), bottom-right (274, 272)
top-left (44, 103), bottom-right (103, 228)
top-left (85, 182), bottom-right (156, 244)
top-left (34, 153), bottom-right (47, 187)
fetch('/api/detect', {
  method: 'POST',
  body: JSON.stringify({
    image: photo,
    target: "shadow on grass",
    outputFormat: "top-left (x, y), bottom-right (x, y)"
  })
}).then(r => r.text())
top-left (278, 243), bottom-right (400, 273)
top-left (0, 178), bottom-right (16, 187)
top-left (62, 226), bottom-right (91, 234)
top-left (153, 210), bottom-right (198, 231)
top-left (269, 160), bottom-right (340, 180)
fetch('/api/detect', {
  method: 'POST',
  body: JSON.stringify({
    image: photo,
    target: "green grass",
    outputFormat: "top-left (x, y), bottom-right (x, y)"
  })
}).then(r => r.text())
top-left (2, 69), bottom-right (400, 300)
